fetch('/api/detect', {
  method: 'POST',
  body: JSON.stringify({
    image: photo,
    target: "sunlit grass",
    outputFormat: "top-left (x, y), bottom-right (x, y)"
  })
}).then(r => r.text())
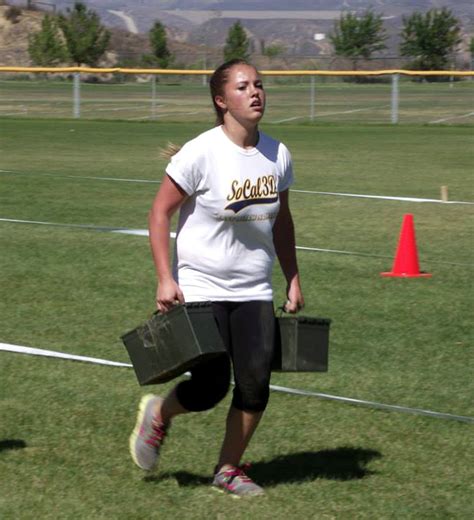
top-left (0, 119), bottom-right (473, 518)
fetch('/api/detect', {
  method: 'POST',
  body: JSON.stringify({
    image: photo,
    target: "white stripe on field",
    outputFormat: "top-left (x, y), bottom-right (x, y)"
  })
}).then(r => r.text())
top-left (315, 105), bottom-right (389, 117)
top-left (0, 217), bottom-right (377, 256)
top-left (126, 110), bottom-right (202, 121)
top-left (272, 105), bottom-right (389, 124)
top-left (0, 217), bottom-right (139, 234)
top-left (272, 115), bottom-right (305, 123)
top-left (429, 111), bottom-right (474, 124)
top-left (2, 217), bottom-right (472, 266)
top-left (292, 189), bottom-right (474, 205)
top-left (0, 169), bottom-right (159, 183)
top-left (85, 106), bottom-right (158, 113)
top-left (1, 111), bottom-right (28, 116)
top-left (2, 169), bottom-right (473, 205)
top-left (112, 228), bottom-right (176, 238)
top-left (2, 342), bottom-right (472, 424)
top-left (0, 342), bottom-right (132, 367)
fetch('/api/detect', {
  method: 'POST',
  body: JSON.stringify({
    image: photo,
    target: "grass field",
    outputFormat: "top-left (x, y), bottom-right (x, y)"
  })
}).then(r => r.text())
top-left (1, 118), bottom-right (473, 519)
top-left (1, 77), bottom-right (473, 125)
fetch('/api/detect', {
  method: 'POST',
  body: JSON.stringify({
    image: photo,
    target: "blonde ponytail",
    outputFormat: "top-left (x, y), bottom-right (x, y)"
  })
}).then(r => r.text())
top-left (159, 141), bottom-right (182, 160)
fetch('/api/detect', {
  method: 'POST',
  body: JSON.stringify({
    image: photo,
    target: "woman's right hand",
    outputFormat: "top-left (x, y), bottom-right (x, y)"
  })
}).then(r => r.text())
top-left (156, 279), bottom-right (185, 313)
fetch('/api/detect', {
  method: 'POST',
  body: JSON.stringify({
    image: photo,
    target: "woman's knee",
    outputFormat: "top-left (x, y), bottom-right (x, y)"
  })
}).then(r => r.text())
top-left (177, 377), bottom-right (230, 412)
top-left (231, 381), bottom-right (270, 412)
top-left (175, 355), bottom-right (231, 412)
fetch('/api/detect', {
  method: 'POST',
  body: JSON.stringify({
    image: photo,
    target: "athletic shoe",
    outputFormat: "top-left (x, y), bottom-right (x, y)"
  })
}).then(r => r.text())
top-left (212, 464), bottom-right (265, 498)
top-left (129, 394), bottom-right (168, 471)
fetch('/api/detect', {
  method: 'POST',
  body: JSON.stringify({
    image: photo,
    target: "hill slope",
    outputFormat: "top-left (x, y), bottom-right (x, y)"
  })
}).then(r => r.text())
top-left (1, 1), bottom-right (472, 67)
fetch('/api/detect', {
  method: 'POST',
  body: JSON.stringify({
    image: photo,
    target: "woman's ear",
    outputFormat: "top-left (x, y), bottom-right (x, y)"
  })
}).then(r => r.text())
top-left (214, 95), bottom-right (227, 110)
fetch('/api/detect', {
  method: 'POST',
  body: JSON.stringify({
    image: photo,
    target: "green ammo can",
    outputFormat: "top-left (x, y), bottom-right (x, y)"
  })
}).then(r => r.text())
top-left (272, 316), bottom-right (331, 372)
top-left (121, 303), bottom-right (227, 385)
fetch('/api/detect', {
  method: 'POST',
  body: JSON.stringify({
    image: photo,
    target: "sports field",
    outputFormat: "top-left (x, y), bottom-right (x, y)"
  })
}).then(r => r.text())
top-left (1, 77), bottom-right (473, 125)
top-left (1, 118), bottom-right (473, 518)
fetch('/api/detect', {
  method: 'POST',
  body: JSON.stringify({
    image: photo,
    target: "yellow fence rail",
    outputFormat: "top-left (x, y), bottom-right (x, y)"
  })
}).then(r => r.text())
top-left (0, 66), bottom-right (473, 76)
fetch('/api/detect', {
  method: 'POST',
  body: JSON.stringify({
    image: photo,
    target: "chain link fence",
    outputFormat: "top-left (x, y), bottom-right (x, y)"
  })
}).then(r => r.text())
top-left (0, 67), bottom-right (473, 125)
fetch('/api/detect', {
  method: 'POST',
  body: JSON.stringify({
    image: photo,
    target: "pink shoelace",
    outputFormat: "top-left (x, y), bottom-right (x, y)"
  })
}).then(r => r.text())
top-left (144, 418), bottom-right (167, 449)
top-left (219, 463), bottom-right (253, 483)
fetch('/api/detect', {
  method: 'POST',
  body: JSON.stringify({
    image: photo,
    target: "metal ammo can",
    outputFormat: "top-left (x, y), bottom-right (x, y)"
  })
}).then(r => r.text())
top-left (121, 303), bottom-right (227, 385)
top-left (272, 315), bottom-right (331, 372)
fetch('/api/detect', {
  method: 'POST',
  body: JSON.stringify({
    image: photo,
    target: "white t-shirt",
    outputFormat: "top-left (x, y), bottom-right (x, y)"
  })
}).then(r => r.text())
top-left (165, 125), bottom-right (294, 302)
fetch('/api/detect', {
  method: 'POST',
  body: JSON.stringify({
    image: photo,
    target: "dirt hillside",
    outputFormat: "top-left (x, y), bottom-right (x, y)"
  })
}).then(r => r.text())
top-left (0, 5), bottom-right (212, 68)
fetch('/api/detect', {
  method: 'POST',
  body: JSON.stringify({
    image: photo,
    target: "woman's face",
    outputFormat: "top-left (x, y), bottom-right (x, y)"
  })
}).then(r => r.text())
top-left (216, 64), bottom-right (266, 125)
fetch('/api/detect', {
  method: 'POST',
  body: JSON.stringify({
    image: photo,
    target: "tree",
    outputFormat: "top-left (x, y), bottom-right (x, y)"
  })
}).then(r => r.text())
top-left (329, 10), bottom-right (386, 69)
top-left (263, 43), bottom-right (286, 59)
top-left (58, 2), bottom-right (110, 66)
top-left (224, 21), bottom-right (250, 62)
top-left (148, 21), bottom-right (172, 68)
top-left (28, 14), bottom-right (69, 66)
top-left (400, 8), bottom-right (462, 70)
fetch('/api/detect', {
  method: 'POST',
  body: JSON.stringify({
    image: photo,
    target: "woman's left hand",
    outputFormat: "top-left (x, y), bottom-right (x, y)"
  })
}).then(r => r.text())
top-left (284, 276), bottom-right (305, 314)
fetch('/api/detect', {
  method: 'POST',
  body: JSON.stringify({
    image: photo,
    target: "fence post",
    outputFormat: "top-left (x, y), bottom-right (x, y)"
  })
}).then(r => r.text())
top-left (151, 74), bottom-right (157, 120)
top-left (391, 73), bottom-right (399, 124)
top-left (73, 72), bottom-right (81, 119)
top-left (310, 75), bottom-right (316, 122)
top-left (202, 53), bottom-right (207, 87)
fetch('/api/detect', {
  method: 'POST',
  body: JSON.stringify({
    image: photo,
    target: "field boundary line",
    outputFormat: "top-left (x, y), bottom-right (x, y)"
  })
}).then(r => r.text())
top-left (0, 342), bottom-right (132, 367)
top-left (0, 169), bottom-right (160, 183)
top-left (429, 111), bottom-right (474, 124)
top-left (292, 189), bottom-right (474, 205)
top-left (1, 217), bottom-right (472, 267)
top-left (2, 342), bottom-right (473, 424)
top-left (271, 105), bottom-right (389, 124)
top-left (1, 169), bottom-right (473, 205)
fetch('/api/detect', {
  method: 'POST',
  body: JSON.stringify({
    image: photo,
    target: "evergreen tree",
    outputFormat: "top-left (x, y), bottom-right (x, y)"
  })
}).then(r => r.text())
top-left (400, 8), bottom-right (462, 70)
top-left (58, 2), bottom-right (110, 66)
top-left (28, 14), bottom-right (69, 66)
top-left (148, 21), bottom-right (172, 68)
top-left (329, 10), bottom-right (386, 70)
top-left (224, 21), bottom-right (250, 61)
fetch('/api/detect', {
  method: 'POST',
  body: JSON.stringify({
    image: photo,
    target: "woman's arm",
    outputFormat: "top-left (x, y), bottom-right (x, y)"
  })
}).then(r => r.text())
top-left (273, 189), bottom-right (305, 313)
top-left (148, 175), bottom-right (188, 312)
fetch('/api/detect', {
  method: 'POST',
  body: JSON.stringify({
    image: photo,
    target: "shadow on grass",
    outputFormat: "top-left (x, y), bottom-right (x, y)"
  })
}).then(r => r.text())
top-left (0, 439), bottom-right (27, 452)
top-left (251, 447), bottom-right (382, 484)
top-left (144, 447), bottom-right (381, 487)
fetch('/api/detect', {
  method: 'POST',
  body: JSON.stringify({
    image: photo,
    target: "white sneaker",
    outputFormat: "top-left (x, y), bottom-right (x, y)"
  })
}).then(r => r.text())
top-left (129, 394), bottom-right (168, 471)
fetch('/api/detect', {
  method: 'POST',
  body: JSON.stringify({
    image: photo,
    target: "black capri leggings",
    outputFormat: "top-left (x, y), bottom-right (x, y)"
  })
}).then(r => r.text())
top-left (175, 300), bottom-right (275, 413)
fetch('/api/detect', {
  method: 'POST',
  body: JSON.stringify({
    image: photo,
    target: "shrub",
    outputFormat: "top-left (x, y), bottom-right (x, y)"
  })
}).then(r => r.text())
top-left (5, 6), bottom-right (22, 23)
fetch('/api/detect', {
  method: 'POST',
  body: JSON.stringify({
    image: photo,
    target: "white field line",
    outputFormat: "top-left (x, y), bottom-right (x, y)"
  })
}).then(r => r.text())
top-left (2, 341), bottom-right (473, 424)
top-left (82, 106), bottom-right (153, 113)
top-left (429, 111), bottom-right (474, 124)
top-left (0, 169), bottom-right (160, 183)
top-left (2, 168), bottom-right (472, 205)
top-left (0, 342), bottom-right (132, 367)
top-left (79, 99), bottom-right (154, 103)
top-left (292, 189), bottom-right (474, 205)
top-left (0, 111), bottom-right (28, 116)
top-left (316, 105), bottom-right (389, 117)
top-left (1, 217), bottom-right (472, 267)
top-left (272, 115), bottom-right (306, 123)
top-left (126, 110), bottom-right (202, 121)
top-left (272, 105), bottom-right (389, 124)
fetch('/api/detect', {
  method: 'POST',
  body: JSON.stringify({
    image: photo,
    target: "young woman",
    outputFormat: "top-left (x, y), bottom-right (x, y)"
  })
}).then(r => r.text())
top-left (129, 59), bottom-right (304, 498)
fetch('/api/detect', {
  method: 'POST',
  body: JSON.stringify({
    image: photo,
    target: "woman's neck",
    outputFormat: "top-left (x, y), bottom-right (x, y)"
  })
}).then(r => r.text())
top-left (221, 119), bottom-right (259, 149)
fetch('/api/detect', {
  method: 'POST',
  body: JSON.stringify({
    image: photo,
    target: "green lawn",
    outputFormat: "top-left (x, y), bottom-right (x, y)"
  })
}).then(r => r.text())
top-left (1, 118), bottom-right (473, 518)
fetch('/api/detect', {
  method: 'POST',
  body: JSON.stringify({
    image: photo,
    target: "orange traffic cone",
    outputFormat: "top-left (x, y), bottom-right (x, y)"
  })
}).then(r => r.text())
top-left (381, 214), bottom-right (432, 278)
